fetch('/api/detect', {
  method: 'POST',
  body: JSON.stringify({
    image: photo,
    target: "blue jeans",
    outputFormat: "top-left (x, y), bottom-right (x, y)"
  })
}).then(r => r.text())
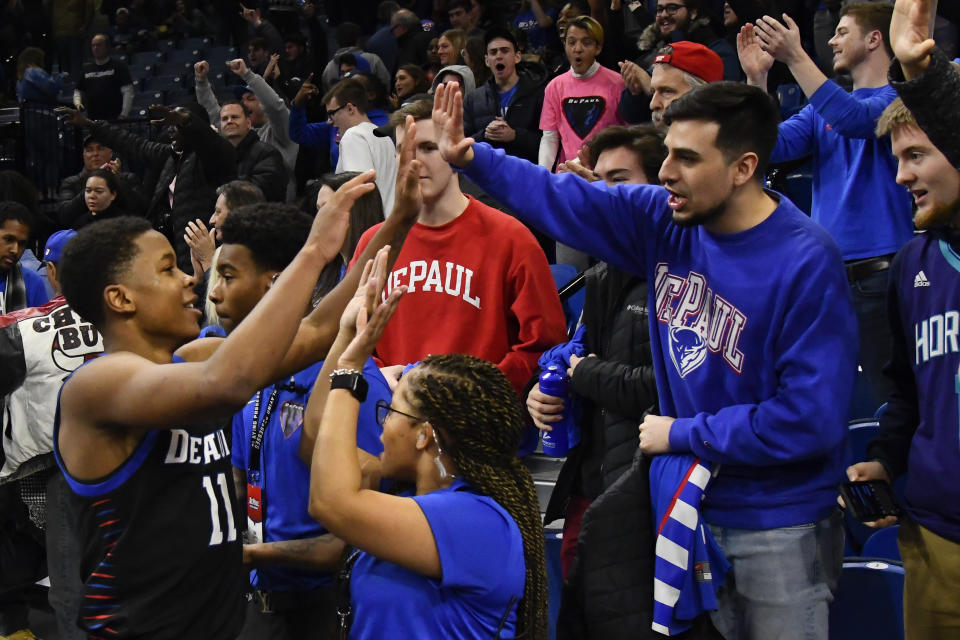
top-left (708, 510), bottom-right (844, 640)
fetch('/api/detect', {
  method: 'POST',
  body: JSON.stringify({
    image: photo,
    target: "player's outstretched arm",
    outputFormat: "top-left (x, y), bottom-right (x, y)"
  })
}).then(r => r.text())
top-left (63, 173), bottom-right (377, 432)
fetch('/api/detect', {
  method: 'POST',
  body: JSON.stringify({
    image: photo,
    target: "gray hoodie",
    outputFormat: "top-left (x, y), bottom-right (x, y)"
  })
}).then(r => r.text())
top-left (430, 64), bottom-right (476, 96)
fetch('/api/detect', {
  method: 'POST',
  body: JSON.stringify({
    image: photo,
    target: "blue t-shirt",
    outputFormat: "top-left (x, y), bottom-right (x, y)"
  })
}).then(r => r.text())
top-left (231, 357), bottom-right (389, 591)
top-left (349, 478), bottom-right (525, 639)
top-left (0, 264), bottom-right (51, 313)
top-left (499, 84), bottom-right (519, 117)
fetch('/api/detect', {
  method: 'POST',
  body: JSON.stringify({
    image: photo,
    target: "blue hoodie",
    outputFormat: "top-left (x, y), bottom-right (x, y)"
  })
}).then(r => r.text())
top-left (464, 143), bottom-right (857, 529)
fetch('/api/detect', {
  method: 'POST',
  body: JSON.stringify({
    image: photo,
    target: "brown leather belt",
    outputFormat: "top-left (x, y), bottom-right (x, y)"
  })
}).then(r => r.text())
top-left (845, 254), bottom-right (894, 282)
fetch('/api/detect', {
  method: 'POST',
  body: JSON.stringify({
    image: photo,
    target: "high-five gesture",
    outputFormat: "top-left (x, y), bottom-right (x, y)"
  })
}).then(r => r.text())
top-left (432, 82), bottom-right (475, 168)
top-left (891, 0), bottom-right (936, 78)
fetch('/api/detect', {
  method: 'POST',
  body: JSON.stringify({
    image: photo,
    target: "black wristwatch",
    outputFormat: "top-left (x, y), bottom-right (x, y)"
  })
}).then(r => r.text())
top-left (329, 368), bottom-right (368, 402)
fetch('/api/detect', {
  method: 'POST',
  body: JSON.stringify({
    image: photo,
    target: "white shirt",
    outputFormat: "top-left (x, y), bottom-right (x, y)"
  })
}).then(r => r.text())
top-left (336, 121), bottom-right (397, 214)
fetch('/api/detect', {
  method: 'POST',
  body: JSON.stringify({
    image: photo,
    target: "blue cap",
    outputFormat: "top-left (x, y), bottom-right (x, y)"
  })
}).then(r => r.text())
top-left (43, 230), bottom-right (77, 264)
top-left (232, 85), bottom-right (254, 100)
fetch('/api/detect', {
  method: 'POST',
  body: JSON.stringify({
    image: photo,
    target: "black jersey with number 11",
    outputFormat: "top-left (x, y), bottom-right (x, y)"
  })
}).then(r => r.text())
top-left (52, 397), bottom-right (245, 639)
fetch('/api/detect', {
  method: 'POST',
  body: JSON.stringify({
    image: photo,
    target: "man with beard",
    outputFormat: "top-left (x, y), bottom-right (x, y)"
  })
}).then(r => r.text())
top-left (738, 2), bottom-right (913, 410)
top-left (847, 1), bottom-right (960, 635)
top-left (634, 0), bottom-right (739, 81)
top-left (435, 79), bottom-right (857, 638)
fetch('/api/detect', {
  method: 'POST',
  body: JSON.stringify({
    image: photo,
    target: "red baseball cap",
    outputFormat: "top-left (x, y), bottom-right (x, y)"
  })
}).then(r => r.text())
top-left (653, 41), bottom-right (724, 83)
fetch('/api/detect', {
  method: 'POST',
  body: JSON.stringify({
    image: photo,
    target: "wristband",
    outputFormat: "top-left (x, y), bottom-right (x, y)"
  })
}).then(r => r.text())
top-left (330, 368), bottom-right (368, 402)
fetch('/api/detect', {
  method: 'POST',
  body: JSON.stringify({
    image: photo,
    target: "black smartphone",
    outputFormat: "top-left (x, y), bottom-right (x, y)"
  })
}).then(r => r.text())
top-left (839, 480), bottom-right (902, 523)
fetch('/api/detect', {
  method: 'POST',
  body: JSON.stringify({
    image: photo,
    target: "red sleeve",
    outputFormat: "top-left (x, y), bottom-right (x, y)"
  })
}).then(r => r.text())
top-left (496, 240), bottom-right (568, 395)
top-left (348, 224), bottom-right (380, 271)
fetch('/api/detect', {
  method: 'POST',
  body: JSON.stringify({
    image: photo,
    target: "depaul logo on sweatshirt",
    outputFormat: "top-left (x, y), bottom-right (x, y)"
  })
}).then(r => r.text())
top-left (654, 264), bottom-right (746, 377)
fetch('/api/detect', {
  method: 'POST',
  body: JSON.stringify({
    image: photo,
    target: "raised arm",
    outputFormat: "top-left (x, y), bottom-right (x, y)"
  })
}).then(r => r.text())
top-left (62, 172), bottom-right (377, 433)
top-left (193, 60), bottom-right (222, 125)
top-left (242, 66), bottom-right (292, 141)
top-left (434, 83), bottom-right (659, 276)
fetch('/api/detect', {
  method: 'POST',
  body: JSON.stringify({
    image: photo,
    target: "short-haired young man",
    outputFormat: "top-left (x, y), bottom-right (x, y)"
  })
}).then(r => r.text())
top-left (323, 78), bottom-right (398, 213)
top-left (218, 101), bottom-right (289, 203)
top-left (462, 27), bottom-right (546, 163)
top-left (352, 98), bottom-right (567, 395)
top-left (846, 2), bottom-right (960, 633)
top-left (0, 203), bottom-right (48, 314)
top-left (619, 41), bottom-right (725, 125)
top-left (47, 168), bottom-right (401, 637)
top-left (436, 80), bottom-right (858, 637)
top-left (208, 205), bottom-right (390, 640)
top-left (738, 1), bottom-right (913, 407)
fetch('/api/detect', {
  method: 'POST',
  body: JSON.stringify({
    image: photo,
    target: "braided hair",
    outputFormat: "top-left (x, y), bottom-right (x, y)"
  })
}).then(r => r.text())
top-left (407, 354), bottom-right (548, 640)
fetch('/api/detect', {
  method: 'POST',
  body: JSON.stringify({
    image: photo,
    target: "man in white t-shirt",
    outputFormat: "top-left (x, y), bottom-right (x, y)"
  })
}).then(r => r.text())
top-left (323, 78), bottom-right (397, 213)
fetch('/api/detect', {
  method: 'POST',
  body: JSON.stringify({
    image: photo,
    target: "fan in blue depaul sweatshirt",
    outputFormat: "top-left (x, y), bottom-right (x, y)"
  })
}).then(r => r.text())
top-left (463, 143), bottom-right (858, 530)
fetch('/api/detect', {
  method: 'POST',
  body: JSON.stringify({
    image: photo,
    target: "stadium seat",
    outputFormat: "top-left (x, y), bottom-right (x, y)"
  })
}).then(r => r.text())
top-left (862, 526), bottom-right (901, 561)
top-left (179, 36), bottom-right (211, 52)
top-left (847, 419), bottom-right (879, 468)
top-left (129, 63), bottom-right (155, 81)
top-left (782, 168), bottom-right (813, 217)
top-left (829, 560), bottom-right (904, 640)
top-left (131, 51), bottom-right (163, 67)
top-left (131, 92), bottom-right (164, 110)
top-left (776, 83), bottom-right (807, 119)
top-left (156, 39), bottom-right (177, 53)
top-left (165, 49), bottom-right (203, 68)
top-left (550, 264), bottom-right (586, 337)
top-left (148, 76), bottom-right (185, 93)
top-left (545, 529), bottom-right (563, 640)
top-left (207, 45), bottom-right (238, 63)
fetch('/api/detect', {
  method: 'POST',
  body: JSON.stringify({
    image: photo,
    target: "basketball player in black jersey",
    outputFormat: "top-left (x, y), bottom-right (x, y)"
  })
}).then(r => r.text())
top-left (50, 128), bottom-right (422, 638)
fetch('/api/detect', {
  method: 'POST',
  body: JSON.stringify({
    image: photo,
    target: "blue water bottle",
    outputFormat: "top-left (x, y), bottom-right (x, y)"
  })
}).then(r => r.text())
top-left (538, 365), bottom-right (572, 457)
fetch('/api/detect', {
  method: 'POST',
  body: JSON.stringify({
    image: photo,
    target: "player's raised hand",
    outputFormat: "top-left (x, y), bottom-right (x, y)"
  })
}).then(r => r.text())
top-left (432, 82), bottom-right (475, 168)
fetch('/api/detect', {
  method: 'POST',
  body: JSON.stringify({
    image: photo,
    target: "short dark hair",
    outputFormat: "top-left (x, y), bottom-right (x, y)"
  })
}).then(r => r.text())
top-left (337, 52), bottom-right (359, 68)
top-left (663, 82), bottom-right (780, 180)
top-left (586, 124), bottom-right (667, 184)
top-left (448, 0), bottom-right (471, 12)
top-left (284, 32), bottom-right (306, 47)
top-left (86, 168), bottom-right (120, 194)
top-left (484, 27), bottom-right (519, 52)
top-left (248, 36), bottom-right (268, 52)
top-left (336, 22), bottom-right (362, 47)
top-left (322, 78), bottom-right (369, 113)
top-left (216, 180), bottom-right (265, 212)
top-left (219, 203), bottom-right (312, 272)
top-left (60, 217), bottom-right (152, 327)
top-left (0, 201), bottom-right (34, 231)
top-left (841, 2), bottom-right (894, 58)
top-left (220, 100), bottom-right (252, 117)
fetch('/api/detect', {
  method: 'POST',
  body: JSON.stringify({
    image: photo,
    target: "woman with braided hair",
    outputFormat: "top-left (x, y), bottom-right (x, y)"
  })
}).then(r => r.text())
top-left (307, 247), bottom-right (548, 640)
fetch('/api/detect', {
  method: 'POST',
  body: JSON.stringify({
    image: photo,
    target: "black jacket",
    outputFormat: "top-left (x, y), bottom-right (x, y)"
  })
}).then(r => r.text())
top-left (58, 169), bottom-right (147, 229)
top-left (545, 262), bottom-right (657, 524)
top-left (462, 65), bottom-right (547, 163)
top-left (88, 116), bottom-right (237, 271)
top-left (234, 130), bottom-right (288, 203)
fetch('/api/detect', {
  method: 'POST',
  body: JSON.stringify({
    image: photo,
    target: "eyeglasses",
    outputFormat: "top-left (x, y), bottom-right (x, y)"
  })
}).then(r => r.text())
top-left (656, 3), bottom-right (686, 15)
top-left (376, 399), bottom-right (426, 426)
top-left (326, 103), bottom-right (349, 120)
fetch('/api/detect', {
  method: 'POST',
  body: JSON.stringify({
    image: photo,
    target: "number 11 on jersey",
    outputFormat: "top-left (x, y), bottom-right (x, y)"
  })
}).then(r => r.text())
top-left (203, 472), bottom-right (238, 546)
